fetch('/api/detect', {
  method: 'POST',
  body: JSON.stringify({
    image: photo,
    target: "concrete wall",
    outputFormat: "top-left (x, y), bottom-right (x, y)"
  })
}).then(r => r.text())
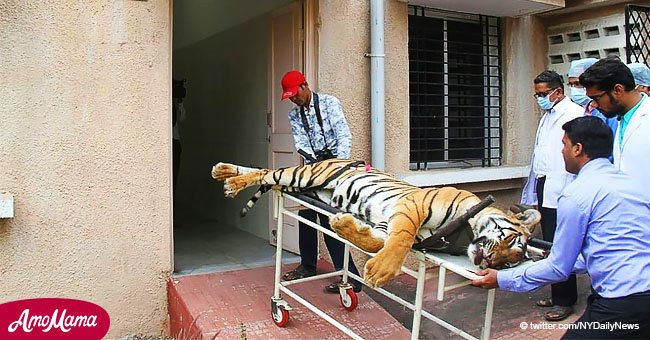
top-left (318, 0), bottom-right (410, 174)
top-left (315, 0), bottom-right (544, 271)
top-left (542, 0), bottom-right (650, 26)
top-left (502, 15), bottom-right (549, 166)
top-left (0, 1), bottom-right (171, 338)
top-left (173, 14), bottom-right (272, 240)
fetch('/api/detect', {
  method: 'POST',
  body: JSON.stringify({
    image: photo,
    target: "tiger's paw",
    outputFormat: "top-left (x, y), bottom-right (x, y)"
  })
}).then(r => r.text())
top-left (223, 177), bottom-right (248, 198)
top-left (329, 213), bottom-right (359, 239)
top-left (211, 163), bottom-right (239, 181)
top-left (364, 250), bottom-right (403, 288)
top-left (330, 214), bottom-right (384, 253)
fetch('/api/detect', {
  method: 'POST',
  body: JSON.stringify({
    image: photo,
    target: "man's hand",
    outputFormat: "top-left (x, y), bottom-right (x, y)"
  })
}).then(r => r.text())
top-left (472, 269), bottom-right (499, 289)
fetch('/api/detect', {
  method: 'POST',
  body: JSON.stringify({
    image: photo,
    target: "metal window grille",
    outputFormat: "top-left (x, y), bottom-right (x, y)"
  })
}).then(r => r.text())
top-left (625, 5), bottom-right (650, 64)
top-left (408, 6), bottom-right (502, 170)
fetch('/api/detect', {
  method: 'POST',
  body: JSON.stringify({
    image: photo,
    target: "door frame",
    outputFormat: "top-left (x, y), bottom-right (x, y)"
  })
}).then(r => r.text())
top-left (266, 0), bottom-right (318, 252)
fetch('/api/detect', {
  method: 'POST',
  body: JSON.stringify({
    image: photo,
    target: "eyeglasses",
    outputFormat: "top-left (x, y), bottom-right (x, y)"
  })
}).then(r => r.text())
top-left (533, 87), bottom-right (559, 99)
top-left (567, 81), bottom-right (583, 88)
top-left (589, 91), bottom-right (608, 104)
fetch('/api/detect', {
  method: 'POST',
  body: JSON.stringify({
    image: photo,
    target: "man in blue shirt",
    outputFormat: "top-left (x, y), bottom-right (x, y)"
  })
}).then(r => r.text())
top-left (473, 116), bottom-right (650, 338)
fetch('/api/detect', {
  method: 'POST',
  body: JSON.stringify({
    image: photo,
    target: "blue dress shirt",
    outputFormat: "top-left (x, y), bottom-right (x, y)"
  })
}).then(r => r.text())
top-left (591, 107), bottom-right (618, 137)
top-left (498, 158), bottom-right (650, 298)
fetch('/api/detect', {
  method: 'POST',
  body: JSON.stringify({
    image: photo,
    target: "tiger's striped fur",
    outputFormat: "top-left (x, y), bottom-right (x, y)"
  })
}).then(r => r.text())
top-left (211, 159), bottom-right (541, 287)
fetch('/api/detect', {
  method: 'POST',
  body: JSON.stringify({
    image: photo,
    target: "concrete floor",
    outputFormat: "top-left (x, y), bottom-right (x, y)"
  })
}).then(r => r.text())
top-left (366, 271), bottom-right (591, 339)
top-left (168, 259), bottom-right (591, 339)
top-left (168, 262), bottom-right (411, 339)
top-left (173, 222), bottom-right (300, 275)
top-left (171, 222), bottom-right (591, 339)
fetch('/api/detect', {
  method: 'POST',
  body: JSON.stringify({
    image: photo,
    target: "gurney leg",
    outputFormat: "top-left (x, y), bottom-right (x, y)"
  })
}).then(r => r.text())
top-left (437, 266), bottom-right (446, 301)
top-left (481, 288), bottom-right (495, 340)
top-left (342, 243), bottom-right (350, 284)
top-left (273, 192), bottom-right (284, 299)
top-left (411, 251), bottom-right (427, 340)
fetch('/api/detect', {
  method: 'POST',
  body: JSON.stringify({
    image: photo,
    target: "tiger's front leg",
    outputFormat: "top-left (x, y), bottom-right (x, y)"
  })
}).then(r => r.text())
top-left (364, 196), bottom-right (425, 287)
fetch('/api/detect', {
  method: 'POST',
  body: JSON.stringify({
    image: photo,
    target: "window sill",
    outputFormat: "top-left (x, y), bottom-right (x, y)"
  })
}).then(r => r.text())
top-left (399, 165), bottom-right (530, 187)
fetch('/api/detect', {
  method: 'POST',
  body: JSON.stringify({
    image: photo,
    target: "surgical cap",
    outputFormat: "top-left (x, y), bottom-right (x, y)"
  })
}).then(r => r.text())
top-left (627, 62), bottom-right (650, 87)
top-left (568, 58), bottom-right (598, 78)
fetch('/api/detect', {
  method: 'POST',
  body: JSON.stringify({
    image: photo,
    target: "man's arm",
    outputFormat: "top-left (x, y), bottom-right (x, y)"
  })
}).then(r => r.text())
top-left (326, 97), bottom-right (352, 159)
top-left (289, 109), bottom-right (315, 159)
top-left (573, 254), bottom-right (587, 274)
top-left (478, 195), bottom-right (588, 292)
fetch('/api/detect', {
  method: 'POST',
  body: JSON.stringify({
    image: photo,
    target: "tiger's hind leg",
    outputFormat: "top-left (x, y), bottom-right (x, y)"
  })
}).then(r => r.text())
top-left (212, 163), bottom-right (268, 198)
top-left (213, 159), bottom-right (351, 198)
top-left (211, 162), bottom-right (258, 181)
top-left (329, 213), bottom-right (386, 253)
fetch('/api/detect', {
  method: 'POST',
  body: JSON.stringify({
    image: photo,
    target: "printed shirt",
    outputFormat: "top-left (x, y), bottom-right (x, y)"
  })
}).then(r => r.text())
top-left (499, 158), bottom-right (650, 298)
top-left (288, 93), bottom-right (352, 160)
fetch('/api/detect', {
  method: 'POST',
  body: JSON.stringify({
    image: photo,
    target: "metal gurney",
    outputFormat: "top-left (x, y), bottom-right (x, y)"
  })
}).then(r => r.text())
top-left (270, 190), bottom-right (545, 340)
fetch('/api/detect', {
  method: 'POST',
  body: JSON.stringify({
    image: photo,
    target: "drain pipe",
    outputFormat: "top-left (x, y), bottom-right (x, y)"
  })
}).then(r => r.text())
top-left (368, 0), bottom-right (385, 171)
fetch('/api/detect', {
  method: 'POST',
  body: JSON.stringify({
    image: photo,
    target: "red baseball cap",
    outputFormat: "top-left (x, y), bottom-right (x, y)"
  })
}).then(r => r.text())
top-left (281, 70), bottom-right (306, 100)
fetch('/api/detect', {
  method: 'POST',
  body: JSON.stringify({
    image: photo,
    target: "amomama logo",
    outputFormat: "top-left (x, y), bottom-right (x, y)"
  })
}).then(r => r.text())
top-left (0, 298), bottom-right (110, 339)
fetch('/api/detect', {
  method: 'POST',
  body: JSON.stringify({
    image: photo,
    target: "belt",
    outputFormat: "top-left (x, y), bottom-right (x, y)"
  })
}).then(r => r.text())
top-left (591, 289), bottom-right (650, 300)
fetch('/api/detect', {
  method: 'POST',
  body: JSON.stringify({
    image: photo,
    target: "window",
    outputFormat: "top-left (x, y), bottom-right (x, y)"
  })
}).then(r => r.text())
top-left (626, 5), bottom-right (650, 63)
top-left (408, 6), bottom-right (502, 170)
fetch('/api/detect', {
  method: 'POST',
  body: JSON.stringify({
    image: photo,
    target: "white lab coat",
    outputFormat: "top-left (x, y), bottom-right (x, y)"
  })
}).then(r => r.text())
top-left (613, 93), bottom-right (650, 192)
top-left (521, 97), bottom-right (583, 208)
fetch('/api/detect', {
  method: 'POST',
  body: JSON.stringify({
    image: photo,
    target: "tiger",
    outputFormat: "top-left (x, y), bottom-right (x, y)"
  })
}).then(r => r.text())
top-left (211, 159), bottom-right (541, 288)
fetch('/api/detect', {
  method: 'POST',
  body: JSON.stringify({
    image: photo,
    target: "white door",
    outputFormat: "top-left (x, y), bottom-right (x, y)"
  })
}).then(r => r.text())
top-left (268, 1), bottom-right (303, 253)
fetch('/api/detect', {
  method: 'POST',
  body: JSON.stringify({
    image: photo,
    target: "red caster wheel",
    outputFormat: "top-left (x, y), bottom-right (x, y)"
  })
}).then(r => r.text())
top-left (340, 289), bottom-right (359, 311)
top-left (271, 306), bottom-right (289, 327)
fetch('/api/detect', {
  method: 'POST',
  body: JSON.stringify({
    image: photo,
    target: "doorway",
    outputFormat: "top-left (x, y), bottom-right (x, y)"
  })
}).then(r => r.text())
top-left (171, 0), bottom-right (311, 275)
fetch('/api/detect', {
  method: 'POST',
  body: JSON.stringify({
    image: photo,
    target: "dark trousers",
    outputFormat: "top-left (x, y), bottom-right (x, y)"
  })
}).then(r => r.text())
top-left (537, 176), bottom-right (577, 307)
top-left (298, 209), bottom-right (360, 278)
top-left (562, 292), bottom-right (650, 339)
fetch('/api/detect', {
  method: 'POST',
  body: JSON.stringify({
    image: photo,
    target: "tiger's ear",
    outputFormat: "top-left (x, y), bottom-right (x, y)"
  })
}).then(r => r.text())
top-left (516, 209), bottom-right (541, 233)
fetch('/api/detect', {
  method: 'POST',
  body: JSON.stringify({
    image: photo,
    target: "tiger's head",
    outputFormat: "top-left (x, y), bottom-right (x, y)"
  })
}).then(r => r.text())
top-left (467, 208), bottom-right (541, 269)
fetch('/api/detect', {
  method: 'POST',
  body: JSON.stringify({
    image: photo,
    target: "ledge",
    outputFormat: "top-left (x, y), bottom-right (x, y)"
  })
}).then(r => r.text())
top-left (0, 192), bottom-right (14, 218)
top-left (399, 166), bottom-right (530, 187)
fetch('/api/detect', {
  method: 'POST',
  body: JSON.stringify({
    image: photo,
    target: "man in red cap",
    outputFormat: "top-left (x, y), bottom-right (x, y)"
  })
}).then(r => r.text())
top-left (279, 70), bottom-right (361, 293)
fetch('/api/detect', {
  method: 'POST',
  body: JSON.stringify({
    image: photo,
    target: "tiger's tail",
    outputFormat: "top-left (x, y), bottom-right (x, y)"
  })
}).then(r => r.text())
top-left (240, 185), bottom-right (271, 216)
top-left (240, 185), bottom-right (304, 216)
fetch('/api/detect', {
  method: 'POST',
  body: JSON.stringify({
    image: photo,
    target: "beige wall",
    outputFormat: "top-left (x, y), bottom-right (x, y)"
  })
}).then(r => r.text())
top-left (318, 0), bottom-right (545, 175)
top-left (502, 15), bottom-right (550, 166)
top-left (315, 0), bottom-right (548, 271)
top-left (0, 1), bottom-right (171, 338)
top-left (542, 0), bottom-right (650, 25)
top-left (318, 0), bottom-right (410, 174)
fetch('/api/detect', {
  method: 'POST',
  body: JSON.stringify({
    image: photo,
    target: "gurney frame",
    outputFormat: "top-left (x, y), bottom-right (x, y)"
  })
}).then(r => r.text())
top-left (270, 191), bottom-right (543, 340)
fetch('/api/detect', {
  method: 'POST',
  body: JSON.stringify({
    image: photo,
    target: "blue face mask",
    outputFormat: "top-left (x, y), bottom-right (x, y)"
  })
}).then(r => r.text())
top-left (570, 87), bottom-right (590, 107)
top-left (536, 88), bottom-right (558, 110)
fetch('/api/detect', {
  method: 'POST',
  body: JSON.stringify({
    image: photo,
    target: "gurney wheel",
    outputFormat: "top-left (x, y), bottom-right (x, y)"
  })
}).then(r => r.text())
top-left (340, 289), bottom-right (358, 311)
top-left (271, 306), bottom-right (289, 327)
